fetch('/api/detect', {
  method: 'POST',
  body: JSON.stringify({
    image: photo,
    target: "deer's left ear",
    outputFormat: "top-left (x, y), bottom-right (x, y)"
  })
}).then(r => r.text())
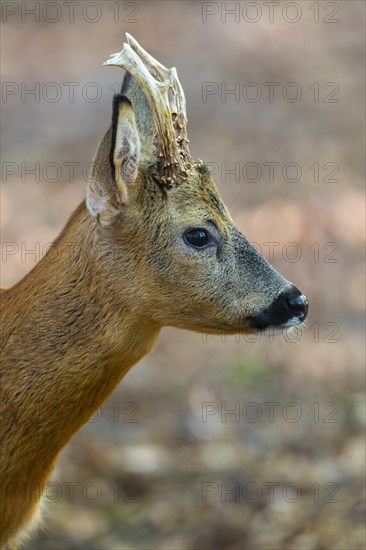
top-left (87, 95), bottom-right (140, 223)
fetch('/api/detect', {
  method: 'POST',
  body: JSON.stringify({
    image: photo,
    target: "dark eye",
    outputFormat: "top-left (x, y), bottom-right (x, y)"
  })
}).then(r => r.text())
top-left (184, 228), bottom-right (211, 248)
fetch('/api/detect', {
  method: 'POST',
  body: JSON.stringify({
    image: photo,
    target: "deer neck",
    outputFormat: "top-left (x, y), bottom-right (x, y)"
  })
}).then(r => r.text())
top-left (1, 200), bottom-right (160, 474)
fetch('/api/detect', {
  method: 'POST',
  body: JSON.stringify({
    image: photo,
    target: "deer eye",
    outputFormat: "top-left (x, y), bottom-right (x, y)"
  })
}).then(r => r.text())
top-left (183, 228), bottom-right (212, 248)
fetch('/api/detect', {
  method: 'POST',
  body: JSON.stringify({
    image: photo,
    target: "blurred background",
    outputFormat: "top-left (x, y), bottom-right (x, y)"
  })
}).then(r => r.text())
top-left (1, 1), bottom-right (365, 548)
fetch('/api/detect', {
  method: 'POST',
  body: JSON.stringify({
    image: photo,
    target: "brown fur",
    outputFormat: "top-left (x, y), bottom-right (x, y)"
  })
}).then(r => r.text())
top-left (0, 54), bottom-right (293, 548)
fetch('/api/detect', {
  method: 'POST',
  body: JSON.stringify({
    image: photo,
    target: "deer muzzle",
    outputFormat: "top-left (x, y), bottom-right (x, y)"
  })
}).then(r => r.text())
top-left (249, 286), bottom-right (309, 331)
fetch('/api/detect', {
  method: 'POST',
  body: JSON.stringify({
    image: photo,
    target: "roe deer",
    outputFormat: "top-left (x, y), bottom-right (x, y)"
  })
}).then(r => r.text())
top-left (0, 34), bottom-right (308, 549)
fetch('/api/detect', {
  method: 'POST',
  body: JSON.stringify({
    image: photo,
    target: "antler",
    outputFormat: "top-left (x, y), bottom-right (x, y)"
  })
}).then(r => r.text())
top-left (104, 33), bottom-right (193, 186)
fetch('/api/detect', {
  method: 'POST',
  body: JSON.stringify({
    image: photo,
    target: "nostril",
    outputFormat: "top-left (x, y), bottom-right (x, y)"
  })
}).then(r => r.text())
top-left (249, 288), bottom-right (309, 330)
top-left (288, 293), bottom-right (309, 319)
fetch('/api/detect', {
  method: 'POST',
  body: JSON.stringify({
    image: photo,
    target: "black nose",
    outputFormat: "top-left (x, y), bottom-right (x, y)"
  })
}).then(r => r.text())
top-left (287, 290), bottom-right (309, 320)
top-left (249, 286), bottom-right (308, 330)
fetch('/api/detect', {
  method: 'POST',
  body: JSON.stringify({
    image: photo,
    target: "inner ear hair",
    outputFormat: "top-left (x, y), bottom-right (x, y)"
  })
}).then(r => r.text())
top-left (110, 94), bottom-right (141, 203)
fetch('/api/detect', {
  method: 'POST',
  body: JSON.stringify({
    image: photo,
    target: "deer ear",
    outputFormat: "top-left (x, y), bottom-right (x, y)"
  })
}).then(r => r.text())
top-left (110, 95), bottom-right (140, 196)
top-left (86, 95), bottom-right (140, 224)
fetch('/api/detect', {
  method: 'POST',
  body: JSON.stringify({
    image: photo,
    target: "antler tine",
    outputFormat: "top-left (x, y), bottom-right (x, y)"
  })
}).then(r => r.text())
top-left (104, 35), bottom-right (193, 186)
top-left (125, 33), bottom-right (171, 83)
top-left (126, 35), bottom-right (188, 125)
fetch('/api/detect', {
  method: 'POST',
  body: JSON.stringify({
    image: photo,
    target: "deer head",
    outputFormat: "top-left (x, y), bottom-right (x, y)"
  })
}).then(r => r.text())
top-left (86, 34), bottom-right (308, 335)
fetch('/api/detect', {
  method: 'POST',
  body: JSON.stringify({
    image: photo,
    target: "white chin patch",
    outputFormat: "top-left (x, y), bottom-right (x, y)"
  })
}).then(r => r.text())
top-left (261, 318), bottom-right (302, 335)
top-left (281, 316), bottom-right (303, 328)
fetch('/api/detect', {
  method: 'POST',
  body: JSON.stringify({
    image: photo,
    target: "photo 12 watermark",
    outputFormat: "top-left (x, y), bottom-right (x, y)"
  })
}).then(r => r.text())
top-left (1, 81), bottom-right (126, 104)
top-left (3, 480), bottom-right (142, 504)
top-left (205, 161), bottom-right (340, 185)
top-left (1, 1), bottom-right (140, 24)
top-left (201, 480), bottom-right (340, 503)
top-left (201, 401), bottom-right (340, 424)
top-left (201, 321), bottom-right (340, 345)
top-left (201, 2), bottom-right (340, 24)
top-left (202, 81), bottom-right (339, 104)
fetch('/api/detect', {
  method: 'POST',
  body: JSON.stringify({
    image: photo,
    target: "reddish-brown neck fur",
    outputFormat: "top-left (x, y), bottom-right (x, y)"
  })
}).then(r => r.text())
top-left (0, 202), bottom-right (160, 546)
